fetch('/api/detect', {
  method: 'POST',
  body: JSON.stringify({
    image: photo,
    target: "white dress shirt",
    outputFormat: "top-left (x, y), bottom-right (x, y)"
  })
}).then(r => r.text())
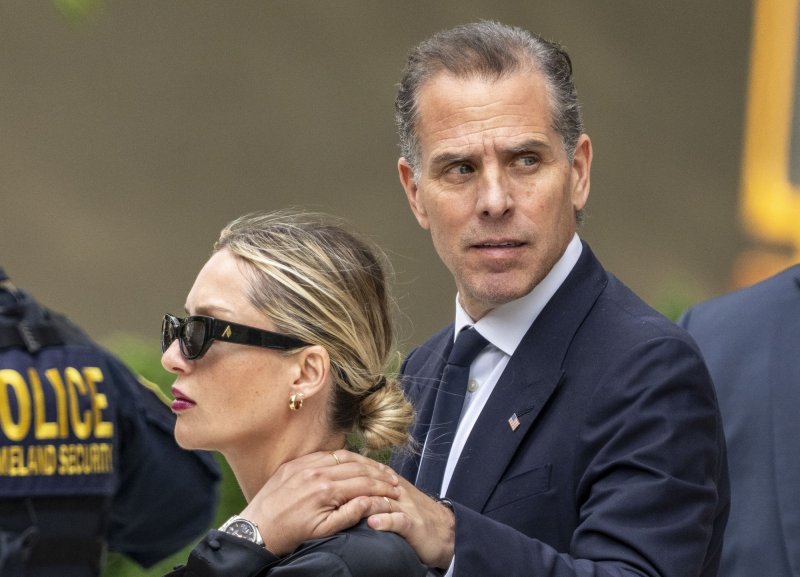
top-left (431, 234), bottom-right (582, 577)
top-left (432, 233), bottom-right (583, 497)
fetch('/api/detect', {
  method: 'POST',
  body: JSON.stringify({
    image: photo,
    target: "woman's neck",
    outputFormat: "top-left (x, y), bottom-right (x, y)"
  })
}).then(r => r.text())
top-left (224, 430), bottom-right (347, 502)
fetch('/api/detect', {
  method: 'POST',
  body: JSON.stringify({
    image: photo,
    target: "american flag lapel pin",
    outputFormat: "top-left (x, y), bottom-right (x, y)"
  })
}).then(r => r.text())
top-left (508, 413), bottom-right (520, 431)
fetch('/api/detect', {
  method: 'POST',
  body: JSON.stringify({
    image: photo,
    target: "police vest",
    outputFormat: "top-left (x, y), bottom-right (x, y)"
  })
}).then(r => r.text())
top-left (0, 318), bottom-right (118, 499)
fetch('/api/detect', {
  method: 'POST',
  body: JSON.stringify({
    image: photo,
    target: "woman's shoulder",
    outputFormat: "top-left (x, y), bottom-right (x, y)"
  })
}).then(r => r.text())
top-left (166, 523), bottom-right (427, 577)
top-left (281, 521), bottom-right (427, 577)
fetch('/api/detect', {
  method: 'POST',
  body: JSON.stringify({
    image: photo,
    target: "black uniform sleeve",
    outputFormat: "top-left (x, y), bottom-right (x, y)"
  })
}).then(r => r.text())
top-left (104, 353), bottom-right (221, 567)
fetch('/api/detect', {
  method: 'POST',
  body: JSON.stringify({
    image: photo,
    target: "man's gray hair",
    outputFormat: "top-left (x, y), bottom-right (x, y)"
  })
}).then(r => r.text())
top-left (394, 20), bottom-right (584, 178)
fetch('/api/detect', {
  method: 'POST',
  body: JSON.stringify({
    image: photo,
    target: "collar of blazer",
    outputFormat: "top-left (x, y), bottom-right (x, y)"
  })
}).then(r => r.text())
top-left (444, 242), bottom-right (608, 511)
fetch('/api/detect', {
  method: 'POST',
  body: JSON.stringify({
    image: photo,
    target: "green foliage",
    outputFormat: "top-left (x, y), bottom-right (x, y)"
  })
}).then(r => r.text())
top-left (102, 333), bottom-right (173, 392)
top-left (649, 281), bottom-right (705, 322)
top-left (52, 0), bottom-right (104, 23)
top-left (100, 334), bottom-right (245, 577)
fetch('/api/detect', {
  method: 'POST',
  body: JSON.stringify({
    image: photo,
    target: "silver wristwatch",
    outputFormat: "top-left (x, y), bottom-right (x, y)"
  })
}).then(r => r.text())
top-left (220, 515), bottom-right (264, 546)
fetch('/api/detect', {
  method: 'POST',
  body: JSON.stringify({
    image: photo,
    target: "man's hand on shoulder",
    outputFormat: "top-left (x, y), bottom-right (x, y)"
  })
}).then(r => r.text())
top-left (240, 450), bottom-right (400, 556)
top-left (367, 476), bottom-right (455, 570)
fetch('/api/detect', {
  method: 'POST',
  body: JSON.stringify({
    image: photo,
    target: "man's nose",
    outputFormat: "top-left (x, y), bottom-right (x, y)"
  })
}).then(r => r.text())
top-left (475, 168), bottom-right (514, 218)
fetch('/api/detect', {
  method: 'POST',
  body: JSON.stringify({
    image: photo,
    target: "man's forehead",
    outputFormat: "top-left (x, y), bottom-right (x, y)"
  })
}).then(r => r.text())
top-left (416, 71), bottom-right (551, 123)
top-left (418, 67), bottom-right (547, 97)
top-left (415, 72), bottom-right (556, 152)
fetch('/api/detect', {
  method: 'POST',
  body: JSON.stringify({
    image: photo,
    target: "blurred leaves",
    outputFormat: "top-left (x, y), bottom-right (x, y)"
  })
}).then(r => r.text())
top-left (650, 281), bottom-right (705, 322)
top-left (52, 0), bottom-right (104, 23)
top-left (103, 332), bottom-right (173, 395)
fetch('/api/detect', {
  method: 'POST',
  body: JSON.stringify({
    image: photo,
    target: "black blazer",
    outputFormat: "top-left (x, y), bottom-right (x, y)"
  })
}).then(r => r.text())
top-left (393, 242), bottom-right (730, 577)
top-left (679, 264), bottom-right (800, 577)
top-left (164, 521), bottom-right (426, 577)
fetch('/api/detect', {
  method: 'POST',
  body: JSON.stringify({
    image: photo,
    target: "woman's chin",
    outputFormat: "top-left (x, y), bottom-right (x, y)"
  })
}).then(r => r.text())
top-left (174, 426), bottom-right (206, 451)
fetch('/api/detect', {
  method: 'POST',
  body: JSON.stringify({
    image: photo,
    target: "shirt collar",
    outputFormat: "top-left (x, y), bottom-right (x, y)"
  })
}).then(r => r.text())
top-left (454, 233), bottom-right (583, 356)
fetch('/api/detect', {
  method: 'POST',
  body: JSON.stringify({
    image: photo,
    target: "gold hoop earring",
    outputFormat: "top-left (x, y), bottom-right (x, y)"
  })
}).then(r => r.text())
top-left (289, 392), bottom-right (304, 411)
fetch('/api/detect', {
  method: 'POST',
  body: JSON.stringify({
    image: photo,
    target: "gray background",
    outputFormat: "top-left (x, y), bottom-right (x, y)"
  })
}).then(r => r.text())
top-left (1, 0), bottom-right (755, 353)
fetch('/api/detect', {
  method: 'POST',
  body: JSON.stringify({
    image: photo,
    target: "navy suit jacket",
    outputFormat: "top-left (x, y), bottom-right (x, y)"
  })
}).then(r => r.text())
top-left (393, 243), bottom-right (729, 577)
top-left (679, 264), bottom-right (800, 577)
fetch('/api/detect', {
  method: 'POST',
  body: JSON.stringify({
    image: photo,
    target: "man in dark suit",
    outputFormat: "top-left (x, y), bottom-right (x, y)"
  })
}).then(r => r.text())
top-left (679, 264), bottom-right (800, 577)
top-left (236, 21), bottom-right (729, 577)
top-left (355, 21), bottom-right (728, 576)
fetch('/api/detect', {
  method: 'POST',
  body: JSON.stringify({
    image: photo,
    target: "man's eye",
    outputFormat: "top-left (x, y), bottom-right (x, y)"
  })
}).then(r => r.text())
top-left (447, 163), bottom-right (474, 175)
top-left (518, 155), bottom-right (539, 167)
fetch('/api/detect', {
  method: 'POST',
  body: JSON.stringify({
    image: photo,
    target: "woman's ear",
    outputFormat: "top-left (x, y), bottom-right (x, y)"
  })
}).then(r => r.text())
top-left (289, 345), bottom-right (330, 401)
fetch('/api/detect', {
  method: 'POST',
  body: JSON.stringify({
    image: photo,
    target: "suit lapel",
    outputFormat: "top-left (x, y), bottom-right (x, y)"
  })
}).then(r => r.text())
top-left (446, 243), bottom-right (608, 511)
top-left (445, 358), bottom-right (565, 509)
top-left (393, 328), bottom-right (454, 482)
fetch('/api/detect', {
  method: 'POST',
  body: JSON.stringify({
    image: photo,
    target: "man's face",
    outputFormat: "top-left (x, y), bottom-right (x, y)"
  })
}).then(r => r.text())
top-left (398, 70), bottom-right (592, 320)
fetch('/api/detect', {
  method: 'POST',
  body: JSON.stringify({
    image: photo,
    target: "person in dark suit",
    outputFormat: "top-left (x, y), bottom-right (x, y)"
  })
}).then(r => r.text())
top-left (679, 264), bottom-right (800, 577)
top-left (359, 20), bottom-right (729, 576)
top-left (226, 21), bottom-right (730, 577)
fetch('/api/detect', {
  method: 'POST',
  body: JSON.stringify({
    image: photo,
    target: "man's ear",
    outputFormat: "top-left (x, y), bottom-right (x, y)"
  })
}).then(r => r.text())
top-left (288, 345), bottom-right (330, 401)
top-left (570, 134), bottom-right (592, 211)
top-left (398, 157), bottom-right (430, 230)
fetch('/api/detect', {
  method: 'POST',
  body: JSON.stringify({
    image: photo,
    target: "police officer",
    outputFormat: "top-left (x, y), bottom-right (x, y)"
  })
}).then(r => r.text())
top-left (0, 267), bottom-right (220, 577)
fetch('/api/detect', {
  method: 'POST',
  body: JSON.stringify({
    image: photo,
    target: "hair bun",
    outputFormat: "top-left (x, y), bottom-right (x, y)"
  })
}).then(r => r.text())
top-left (365, 376), bottom-right (387, 396)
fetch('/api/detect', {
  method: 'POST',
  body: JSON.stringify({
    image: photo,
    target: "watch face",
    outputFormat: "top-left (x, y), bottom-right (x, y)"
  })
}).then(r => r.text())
top-left (226, 520), bottom-right (258, 542)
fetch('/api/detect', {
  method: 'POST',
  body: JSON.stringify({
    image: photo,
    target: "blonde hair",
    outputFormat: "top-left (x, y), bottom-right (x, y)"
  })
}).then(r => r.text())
top-left (214, 210), bottom-right (414, 453)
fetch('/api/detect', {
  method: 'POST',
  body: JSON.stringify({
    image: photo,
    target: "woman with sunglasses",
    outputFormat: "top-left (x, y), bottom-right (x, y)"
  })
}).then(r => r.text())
top-left (160, 210), bottom-right (426, 577)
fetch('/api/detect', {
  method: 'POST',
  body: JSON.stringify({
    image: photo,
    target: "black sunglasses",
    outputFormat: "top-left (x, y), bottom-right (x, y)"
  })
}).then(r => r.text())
top-left (161, 313), bottom-right (310, 360)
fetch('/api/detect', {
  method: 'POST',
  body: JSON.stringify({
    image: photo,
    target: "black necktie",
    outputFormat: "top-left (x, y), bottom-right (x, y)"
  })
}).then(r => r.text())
top-left (416, 327), bottom-right (488, 495)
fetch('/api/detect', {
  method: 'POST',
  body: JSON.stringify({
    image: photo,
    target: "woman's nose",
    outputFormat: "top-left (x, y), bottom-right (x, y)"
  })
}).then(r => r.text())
top-left (161, 339), bottom-right (189, 374)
